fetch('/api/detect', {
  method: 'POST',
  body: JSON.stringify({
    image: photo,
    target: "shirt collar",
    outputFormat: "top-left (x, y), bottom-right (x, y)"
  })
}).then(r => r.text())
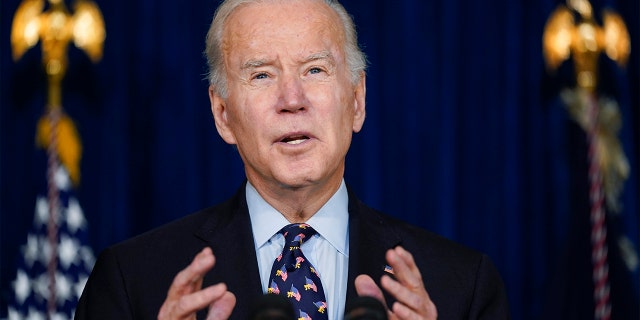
top-left (246, 180), bottom-right (349, 256)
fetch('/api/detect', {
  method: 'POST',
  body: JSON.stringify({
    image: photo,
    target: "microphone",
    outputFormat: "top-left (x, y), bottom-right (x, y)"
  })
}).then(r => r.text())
top-left (248, 294), bottom-right (295, 320)
top-left (344, 296), bottom-right (388, 320)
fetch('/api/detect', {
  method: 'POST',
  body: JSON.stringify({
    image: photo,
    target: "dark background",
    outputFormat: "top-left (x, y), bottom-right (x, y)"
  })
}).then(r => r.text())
top-left (1, 0), bottom-right (638, 319)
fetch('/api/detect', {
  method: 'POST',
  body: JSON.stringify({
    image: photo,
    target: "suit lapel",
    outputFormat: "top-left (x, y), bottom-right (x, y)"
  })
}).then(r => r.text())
top-left (193, 184), bottom-right (264, 320)
top-left (346, 190), bottom-right (403, 308)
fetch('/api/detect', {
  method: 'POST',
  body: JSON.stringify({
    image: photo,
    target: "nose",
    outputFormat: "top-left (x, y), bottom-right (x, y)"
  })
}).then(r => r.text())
top-left (277, 74), bottom-right (308, 113)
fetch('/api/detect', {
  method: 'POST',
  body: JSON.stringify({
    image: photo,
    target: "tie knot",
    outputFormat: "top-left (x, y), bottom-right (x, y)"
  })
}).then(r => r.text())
top-left (280, 223), bottom-right (317, 247)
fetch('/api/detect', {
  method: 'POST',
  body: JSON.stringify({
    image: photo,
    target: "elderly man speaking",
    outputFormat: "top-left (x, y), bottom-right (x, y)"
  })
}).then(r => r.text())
top-left (75, 1), bottom-right (510, 319)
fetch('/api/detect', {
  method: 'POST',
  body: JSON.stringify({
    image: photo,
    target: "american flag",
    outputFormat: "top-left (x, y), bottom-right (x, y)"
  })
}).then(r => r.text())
top-left (7, 163), bottom-right (95, 320)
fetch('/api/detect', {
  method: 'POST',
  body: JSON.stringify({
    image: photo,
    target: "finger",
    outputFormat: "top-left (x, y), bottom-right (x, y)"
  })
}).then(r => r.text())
top-left (380, 275), bottom-right (423, 311)
top-left (381, 247), bottom-right (438, 319)
top-left (394, 247), bottom-right (435, 305)
top-left (172, 283), bottom-right (230, 318)
top-left (385, 247), bottom-right (423, 291)
top-left (381, 275), bottom-right (437, 319)
top-left (206, 291), bottom-right (237, 320)
top-left (390, 300), bottom-right (420, 319)
top-left (389, 292), bottom-right (437, 320)
top-left (167, 247), bottom-right (216, 299)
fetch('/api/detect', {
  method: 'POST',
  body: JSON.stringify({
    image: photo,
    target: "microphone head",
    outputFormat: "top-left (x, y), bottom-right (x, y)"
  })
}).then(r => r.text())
top-left (344, 296), bottom-right (388, 320)
top-left (248, 294), bottom-right (295, 320)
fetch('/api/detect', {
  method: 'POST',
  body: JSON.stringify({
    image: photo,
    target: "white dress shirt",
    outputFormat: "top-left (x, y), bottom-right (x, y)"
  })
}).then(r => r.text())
top-left (246, 181), bottom-right (349, 320)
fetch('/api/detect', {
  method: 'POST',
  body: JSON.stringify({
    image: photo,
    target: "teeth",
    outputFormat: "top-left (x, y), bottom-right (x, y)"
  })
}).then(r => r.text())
top-left (286, 139), bottom-right (305, 145)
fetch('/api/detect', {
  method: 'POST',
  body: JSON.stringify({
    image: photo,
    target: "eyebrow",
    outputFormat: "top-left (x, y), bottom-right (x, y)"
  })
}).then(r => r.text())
top-left (241, 59), bottom-right (269, 71)
top-left (239, 51), bottom-right (336, 71)
top-left (303, 51), bottom-right (335, 66)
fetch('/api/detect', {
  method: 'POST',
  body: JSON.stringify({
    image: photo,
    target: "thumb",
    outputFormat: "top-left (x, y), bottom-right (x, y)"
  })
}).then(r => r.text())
top-left (206, 291), bottom-right (236, 320)
top-left (354, 274), bottom-right (387, 307)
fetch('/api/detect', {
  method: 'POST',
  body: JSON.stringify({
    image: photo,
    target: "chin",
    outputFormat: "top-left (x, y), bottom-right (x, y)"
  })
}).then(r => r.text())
top-left (275, 175), bottom-right (318, 190)
top-left (273, 167), bottom-right (326, 187)
top-left (269, 158), bottom-right (341, 189)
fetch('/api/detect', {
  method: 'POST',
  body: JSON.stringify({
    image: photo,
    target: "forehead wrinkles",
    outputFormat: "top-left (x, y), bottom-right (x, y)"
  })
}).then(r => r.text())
top-left (220, 1), bottom-right (346, 66)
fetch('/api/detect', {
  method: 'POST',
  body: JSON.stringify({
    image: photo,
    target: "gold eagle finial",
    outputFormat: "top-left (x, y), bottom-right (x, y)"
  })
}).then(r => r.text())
top-left (543, 0), bottom-right (631, 212)
top-left (543, 0), bottom-right (630, 92)
top-left (11, 0), bottom-right (105, 186)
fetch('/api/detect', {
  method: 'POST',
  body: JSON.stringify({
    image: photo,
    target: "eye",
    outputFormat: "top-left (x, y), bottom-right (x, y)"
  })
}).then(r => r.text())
top-left (308, 67), bottom-right (324, 75)
top-left (253, 72), bottom-right (269, 80)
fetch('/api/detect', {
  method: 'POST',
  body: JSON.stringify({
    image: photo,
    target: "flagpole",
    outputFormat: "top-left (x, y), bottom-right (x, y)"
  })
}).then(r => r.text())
top-left (10, 0), bottom-right (105, 318)
top-left (585, 93), bottom-right (611, 320)
top-left (45, 107), bottom-right (61, 319)
top-left (44, 8), bottom-right (66, 313)
top-left (543, 0), bottom-right (630, 318)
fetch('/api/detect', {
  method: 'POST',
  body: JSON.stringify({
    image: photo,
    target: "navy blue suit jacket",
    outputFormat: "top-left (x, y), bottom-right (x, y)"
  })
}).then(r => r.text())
top-left (75, 185), bottom-right (510, 319)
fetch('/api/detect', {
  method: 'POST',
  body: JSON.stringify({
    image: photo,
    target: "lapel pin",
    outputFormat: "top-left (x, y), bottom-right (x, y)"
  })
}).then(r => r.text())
top-left (383, 265), bottom-right (394, 274)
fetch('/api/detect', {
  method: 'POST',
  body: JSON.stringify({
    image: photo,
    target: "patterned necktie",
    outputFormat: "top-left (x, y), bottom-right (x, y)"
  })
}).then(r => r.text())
top-left (268, 223), bottom-right (328, 320)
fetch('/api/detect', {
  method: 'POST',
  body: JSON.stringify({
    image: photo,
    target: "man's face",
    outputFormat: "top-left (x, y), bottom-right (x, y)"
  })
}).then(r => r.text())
top-left (210, 0), bottom-right (366, 193)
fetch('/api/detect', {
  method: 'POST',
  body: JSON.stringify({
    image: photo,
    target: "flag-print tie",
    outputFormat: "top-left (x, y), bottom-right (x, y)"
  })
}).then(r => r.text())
top-left (268, 223), bottom-right (328, 320)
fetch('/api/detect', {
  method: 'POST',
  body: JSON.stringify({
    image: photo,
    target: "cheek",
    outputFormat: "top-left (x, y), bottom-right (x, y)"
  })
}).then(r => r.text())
top-left (224, 106), bottom-right (254, 143)
top-left (315, 88), bottom-right (355, 131)
top-left (237, 113), bottom-right (263, 141)
top-left (310, 82), bottom-right (350, 111)
top-left (337, 92), bottom-right (356, 126)
top-left (227, 93), bottom-right (260, 128)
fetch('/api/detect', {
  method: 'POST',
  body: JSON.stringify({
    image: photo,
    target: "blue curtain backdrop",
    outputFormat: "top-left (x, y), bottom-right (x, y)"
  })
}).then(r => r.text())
top-left (1, 0), bottom-right (638, 319)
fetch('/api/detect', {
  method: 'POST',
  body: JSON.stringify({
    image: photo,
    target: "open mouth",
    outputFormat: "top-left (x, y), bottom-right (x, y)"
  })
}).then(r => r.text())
top-left (281, 135), bottom-right (310, 145)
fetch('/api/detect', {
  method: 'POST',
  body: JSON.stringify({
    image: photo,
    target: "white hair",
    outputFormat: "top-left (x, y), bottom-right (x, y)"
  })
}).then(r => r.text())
top-left (204, 0), bottom-right (367, 98)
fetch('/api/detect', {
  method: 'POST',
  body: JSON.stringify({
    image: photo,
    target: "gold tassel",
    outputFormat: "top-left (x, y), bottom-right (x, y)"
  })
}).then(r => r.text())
top-left (561, 88), bottom-right (630, 212)
top-left (36, 112), bottom-right (82, 186)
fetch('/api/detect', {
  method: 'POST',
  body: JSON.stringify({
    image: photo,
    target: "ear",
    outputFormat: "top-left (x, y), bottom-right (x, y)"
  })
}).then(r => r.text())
top-left (209, 85), bottom-right (237, 145)
top-left (352, 73), bottom-right (366, 133)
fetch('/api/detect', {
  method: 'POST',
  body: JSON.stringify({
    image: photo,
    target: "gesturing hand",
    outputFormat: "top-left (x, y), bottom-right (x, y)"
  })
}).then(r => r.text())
top-left (158, 247), bottom-right (236, 320)
top-left (355, 246), bottom-right (437, 320)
